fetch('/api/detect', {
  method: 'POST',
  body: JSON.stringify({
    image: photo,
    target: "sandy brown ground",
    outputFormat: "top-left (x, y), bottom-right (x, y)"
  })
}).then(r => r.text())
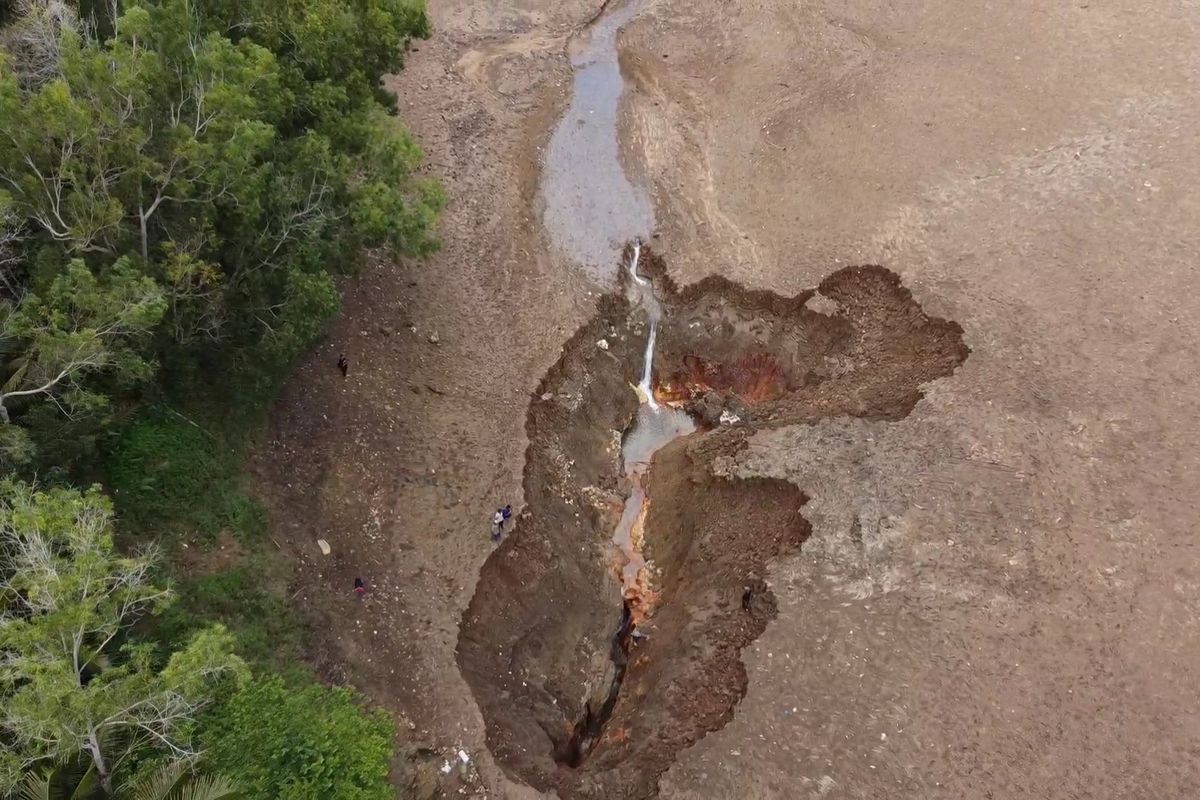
top-left (253, 0), bottom-right (1200, 798)
top-left (251, 2), bottom-right (603, 795)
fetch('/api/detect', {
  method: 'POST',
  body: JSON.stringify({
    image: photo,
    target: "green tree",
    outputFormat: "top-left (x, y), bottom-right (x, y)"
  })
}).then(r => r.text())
top-left (0, 5), bottom-right (281, 261)
top-left (0, 258), bottom-right (166, 428)
top-left (0, 0), bottom-right (441, 450)
top-left (0, 0), bottom-right (439, 383)
top-left (0, 1), bottom-right (79, 92)
top-left (0, 190), bottom-right (24, 296)
top-left (0, 2), bottom-right (439, 791)
top-left (200, 678), bottom-right (393, 800)
top-left (0, 481), bottom-right (248, 795)
top-left (197, 0), bottom-right (430, 134)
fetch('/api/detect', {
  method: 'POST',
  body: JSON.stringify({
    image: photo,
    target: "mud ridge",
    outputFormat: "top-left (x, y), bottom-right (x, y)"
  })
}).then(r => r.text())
top-left (456, 247), bottom-right (968, 799)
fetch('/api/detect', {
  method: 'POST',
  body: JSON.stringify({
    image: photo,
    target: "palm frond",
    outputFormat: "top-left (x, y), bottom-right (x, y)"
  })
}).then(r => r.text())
top-left (123, 760), bottom-right (239, 800)
top-left (176, 773), bottom-right (240, 800)
top-left (127, 760), bottom-right (190, 800)
top-left (15, 758), bottom-right (99, 800)
top-left (16, 769), bottom-right (54, 800)
top-left (67, 762), bottom-right (98, 800)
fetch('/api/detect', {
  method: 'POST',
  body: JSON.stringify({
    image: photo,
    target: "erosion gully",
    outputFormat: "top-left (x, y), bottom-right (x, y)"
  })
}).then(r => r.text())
top-left (539, 0), bottom-right (686, 767)
top-left (457, 0), bottom-right (972, 789)
top-left (557, 244), bottom-right (696, 767)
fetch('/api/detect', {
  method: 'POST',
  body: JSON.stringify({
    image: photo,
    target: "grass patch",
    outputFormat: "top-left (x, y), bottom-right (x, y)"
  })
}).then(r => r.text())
top-left (105, 409), bottom-right (266, 543)
top-left (155, 558), bottom-right (310, 682)
top-left (105, 404), bottom-right (309, 684)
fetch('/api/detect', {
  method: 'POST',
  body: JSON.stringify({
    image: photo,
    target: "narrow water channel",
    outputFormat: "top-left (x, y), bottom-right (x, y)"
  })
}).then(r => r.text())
top-left (557, 244), bottom-right (697, 768)
top-left (537, 0), bottom-right (689, 769)
top-left (613, 243), bottom-right (695, 615)
top-left (541, 0), bottom-right (654, 281)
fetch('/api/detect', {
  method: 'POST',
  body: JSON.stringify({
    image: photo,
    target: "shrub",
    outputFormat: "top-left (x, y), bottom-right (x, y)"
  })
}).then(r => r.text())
top-left (154, 561), bottom-right (308, 681)
top-left (201, 678), bottom-right (394, 800)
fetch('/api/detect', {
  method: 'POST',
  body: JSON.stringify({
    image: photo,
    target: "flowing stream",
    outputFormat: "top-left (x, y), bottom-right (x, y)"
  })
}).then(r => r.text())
top-left (538, 0), bottom-right (694, 767)
top-left (613, 243), bottom-right (694, 608)
top-left (541, 0), bottom-right (654, 281)
top-left (558, 245), bottom-right (695, 767)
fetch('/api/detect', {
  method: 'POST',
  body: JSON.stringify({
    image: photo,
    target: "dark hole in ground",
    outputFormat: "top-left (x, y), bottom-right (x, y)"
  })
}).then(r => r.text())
top-left (456, 248), bottom-right (968, 799)
top-left (555, 602), bottom-right (636, 768)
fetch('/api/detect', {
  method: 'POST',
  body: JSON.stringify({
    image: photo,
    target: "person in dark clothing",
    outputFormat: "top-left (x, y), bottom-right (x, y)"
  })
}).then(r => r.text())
top-left (741, 585), bottom-right (754, 612)
top-left (491, 505), bottom-right (515, 543)
top-left (354, 577), bottom-right (366, 598)
top-left (337, 354), bottom-right (349, 377)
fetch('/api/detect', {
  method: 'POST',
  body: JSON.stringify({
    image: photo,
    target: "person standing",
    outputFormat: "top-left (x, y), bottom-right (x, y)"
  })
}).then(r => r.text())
top-left (491, 509), bottom-right (505, 542)
top-left (354, 577), bottom-right (366, 599)
top-left (337, 354), bottom-right (349, 378)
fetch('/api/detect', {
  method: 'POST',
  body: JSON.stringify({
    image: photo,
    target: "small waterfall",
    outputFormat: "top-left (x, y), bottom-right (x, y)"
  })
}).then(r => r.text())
top-left (629, 242), bottom-right (660, 410)
top-left (638, 324), bottom-right (659, 410)
top-left (629, 241), bottom-right (649, 286)
top-left (565, 241), bottom-right (696, 767)
top-left (614, 240), bottom-right (694, 606)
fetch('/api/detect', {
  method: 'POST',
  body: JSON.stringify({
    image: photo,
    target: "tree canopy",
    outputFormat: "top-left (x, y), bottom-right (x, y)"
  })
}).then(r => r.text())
top-left (0, 480), bottom-right (247, 794)
top-left (0, 1), bottom-right (436, 796)
top-left (0, 0), bottom-right (439, 465)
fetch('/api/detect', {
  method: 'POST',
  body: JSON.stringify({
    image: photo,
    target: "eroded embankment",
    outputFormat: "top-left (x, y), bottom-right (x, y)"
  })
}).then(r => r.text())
top-left (456, 249), bottom-right (968, 799)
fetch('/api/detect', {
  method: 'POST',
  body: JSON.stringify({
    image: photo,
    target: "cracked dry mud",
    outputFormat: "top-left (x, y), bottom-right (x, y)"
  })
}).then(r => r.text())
top-left (457, 247), bottom-right (968, 799)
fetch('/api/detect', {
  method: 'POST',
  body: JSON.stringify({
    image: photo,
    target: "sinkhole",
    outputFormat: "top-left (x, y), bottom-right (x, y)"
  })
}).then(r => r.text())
top-left (456, 246), bottom-right (968, 799)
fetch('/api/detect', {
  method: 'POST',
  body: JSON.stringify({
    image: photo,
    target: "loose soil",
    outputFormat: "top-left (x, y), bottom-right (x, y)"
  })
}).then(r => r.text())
top-left (251, 1), bottom-right (1200, 798)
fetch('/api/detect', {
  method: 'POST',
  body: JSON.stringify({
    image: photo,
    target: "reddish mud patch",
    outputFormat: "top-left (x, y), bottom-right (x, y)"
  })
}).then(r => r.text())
top-left (456, 249), bottom-right (967, 799)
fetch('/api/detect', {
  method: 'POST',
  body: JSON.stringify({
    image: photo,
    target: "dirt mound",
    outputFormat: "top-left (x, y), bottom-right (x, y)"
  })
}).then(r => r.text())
top-left (456, 249), bottom-right (967, 799)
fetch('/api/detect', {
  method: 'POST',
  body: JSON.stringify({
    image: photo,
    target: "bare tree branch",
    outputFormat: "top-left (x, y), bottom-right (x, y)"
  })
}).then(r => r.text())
top-left (0, 483), bottom-right (244, 794)
top-left (0, 1), bottom-right (79, 90)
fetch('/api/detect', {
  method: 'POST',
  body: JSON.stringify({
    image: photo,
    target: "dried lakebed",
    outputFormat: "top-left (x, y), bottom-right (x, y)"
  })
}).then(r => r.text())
top-left (457, 247), bottom-right (969, 799)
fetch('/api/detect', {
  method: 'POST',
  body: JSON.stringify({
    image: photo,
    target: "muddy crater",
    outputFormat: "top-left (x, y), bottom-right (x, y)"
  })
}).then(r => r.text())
top-left (457, 247), bottom-right (968, 799)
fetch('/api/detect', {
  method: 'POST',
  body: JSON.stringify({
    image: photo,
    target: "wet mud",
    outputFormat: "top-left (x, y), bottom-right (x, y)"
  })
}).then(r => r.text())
top-left (541, 0), bottom-right (654, 280)
top-left (456, 247), bottom-right (968, 799)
